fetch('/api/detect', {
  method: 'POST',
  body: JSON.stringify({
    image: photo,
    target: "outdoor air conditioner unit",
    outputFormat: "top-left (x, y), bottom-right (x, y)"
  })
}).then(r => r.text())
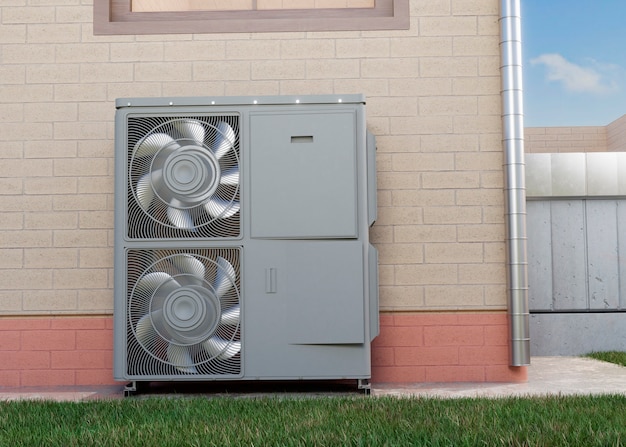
top-left (113, 95), bottom-right (378, 394)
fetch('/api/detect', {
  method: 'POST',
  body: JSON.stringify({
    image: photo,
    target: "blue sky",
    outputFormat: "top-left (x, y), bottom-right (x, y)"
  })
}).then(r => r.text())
top-left (522, 0), bottom-right (626, 126)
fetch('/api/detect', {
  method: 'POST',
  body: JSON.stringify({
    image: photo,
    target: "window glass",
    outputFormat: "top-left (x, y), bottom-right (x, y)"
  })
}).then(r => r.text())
top-left (94, 0), bottom-right (408, 34)
top-left (131, 0), bottom-right (376, 12)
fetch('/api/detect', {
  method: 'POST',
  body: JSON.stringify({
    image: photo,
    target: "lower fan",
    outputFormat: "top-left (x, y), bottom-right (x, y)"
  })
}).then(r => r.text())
top-left (125, 248), bottom-right (241, 377)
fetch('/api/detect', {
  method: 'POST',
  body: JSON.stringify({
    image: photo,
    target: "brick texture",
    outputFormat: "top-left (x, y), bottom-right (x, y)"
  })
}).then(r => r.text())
top-left (525, 125), bottom-right (608, 153)
top-left (0, 317), bottom-right (115, 386)
top-left (0, 0), bottom-right (510, 317)
top-left (524, 117), bottom-right (626, 211)
top-left (372, 312), bottom-right (527, 383)
top-left (0, 312), bottom-right (524, 386)
top-left (607, 115), bottom-right (626, 151)
top-left (0, 0), bottom-right (524, 385)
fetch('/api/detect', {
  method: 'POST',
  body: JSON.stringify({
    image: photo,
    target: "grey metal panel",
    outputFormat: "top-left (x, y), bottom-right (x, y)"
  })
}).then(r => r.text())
top-left (585, 200), bottom-right (620, 309)
top-left (250, 111), bottom-right (358, 239)
top-left (618, 201), bottom-right (626, 309)
top-left (116, 94), bottom-right (366, 109)
top-left (367, 131), bottom-right (378, 227)
top-left (526, 152), bottom-right (626, 199)
top-left (551, 153), bottom-right (586, 197)
top-left (113, 108), bottom-right (132, 379)
top-left (114, 95), bottom-right (376, 383)
top-left (242, 240), bottom-right (370, 378)
top-left (528, 198), bottom-right (626, 312)
top-left (528, 197), bottom-right (626, 356)
top-left (526, 201), bottom-right (553, 310)
top-left (285, 241), bottom-right (365, 344)
top-left (368, 244), bottom-right (380, 341)
top-left (618, 153), bottom-right (626, 195)
top-left (525, 153), bottom-right (552, 198)
top-left (550, 201), bottom-right (587, 309)
top-left (245, 343), bottom-right (370, 379)
top-left (530, 313), bottom-right (626, 355)
top-left (587, 153), bottom-right (619, 196)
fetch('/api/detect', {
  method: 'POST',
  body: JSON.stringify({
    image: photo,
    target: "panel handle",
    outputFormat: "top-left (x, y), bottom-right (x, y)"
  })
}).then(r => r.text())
top-left (291, 135), bottom-right (314, 143)
top-left (265, 267), bottom-right (277, 293)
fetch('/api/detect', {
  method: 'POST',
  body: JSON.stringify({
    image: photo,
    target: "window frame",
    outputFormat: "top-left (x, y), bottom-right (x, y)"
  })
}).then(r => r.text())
top-left (94, 0), bottom-right (409, 35)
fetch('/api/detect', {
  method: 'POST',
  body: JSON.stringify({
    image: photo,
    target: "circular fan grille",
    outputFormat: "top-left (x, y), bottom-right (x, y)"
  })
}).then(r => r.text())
top-left (127, 116), bottom-right (240, 239)
top-left (126, 249), bottom-right (241, 376)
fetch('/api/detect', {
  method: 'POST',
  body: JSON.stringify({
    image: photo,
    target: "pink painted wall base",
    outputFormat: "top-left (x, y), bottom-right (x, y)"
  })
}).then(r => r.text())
top-left (0, 317), bottom-right (115, 387)
top-left (372, 312), bottom-right (527, 383)
top-left (0, 312), bottom-right (526, 387)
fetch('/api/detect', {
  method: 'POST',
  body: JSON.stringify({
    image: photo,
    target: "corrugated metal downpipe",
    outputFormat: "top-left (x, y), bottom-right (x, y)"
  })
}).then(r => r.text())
top-left (500, 0), bottom-right (530, 366)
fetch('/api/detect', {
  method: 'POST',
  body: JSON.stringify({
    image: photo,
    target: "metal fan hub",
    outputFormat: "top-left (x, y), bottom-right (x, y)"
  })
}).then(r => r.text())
top-left (162, 146), bottom-right (221, 204)
top-left (160, 286), bottom-right (221, 344)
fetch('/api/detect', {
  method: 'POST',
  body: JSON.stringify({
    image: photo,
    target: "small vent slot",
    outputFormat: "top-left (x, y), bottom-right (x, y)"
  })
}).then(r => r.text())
top-left (291, 135), bottom-right (314, 144)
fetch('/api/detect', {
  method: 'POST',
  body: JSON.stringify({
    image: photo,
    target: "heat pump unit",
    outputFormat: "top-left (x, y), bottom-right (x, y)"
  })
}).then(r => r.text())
top-left (114, 95), bottom-right (378, 394)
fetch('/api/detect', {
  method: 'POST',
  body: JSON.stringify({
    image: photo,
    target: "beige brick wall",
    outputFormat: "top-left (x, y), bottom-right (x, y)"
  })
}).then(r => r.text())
top-left (525, 114), bottom-right (626, 153)
top-left (0, 0), bottom-right (506, 315)
top-left (524, 126), bottom-right (607, 153)
top-left (607, 115), bottom-right (626, 152)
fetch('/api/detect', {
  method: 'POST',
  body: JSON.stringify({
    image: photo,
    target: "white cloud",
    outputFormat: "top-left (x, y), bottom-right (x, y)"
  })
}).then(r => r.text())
top-left (530, 53), bottom-right (619, 94)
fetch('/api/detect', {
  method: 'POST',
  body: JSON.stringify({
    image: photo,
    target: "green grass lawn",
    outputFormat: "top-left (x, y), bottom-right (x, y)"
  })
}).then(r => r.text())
top-left (1, 394), bottom-right (626, 446)
top-left (584, 351), bottom-right (626, 367)
top-left (1, 352), bottom-right (624, 446)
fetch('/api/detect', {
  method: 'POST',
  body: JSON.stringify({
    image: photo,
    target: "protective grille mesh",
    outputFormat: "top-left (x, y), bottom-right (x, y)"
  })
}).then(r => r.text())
top-left (126, 115), bottom-right (240, 239)
top-left (125, 248), bottom-right (242, 378)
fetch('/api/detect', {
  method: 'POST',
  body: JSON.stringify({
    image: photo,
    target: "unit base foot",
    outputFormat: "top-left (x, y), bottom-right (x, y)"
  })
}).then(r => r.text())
top-left (357, 379), bottom-right (371, 396)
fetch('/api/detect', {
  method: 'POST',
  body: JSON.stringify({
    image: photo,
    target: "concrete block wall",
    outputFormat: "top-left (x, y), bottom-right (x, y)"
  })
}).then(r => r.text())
top-left (607, 115), bottom-right (626, 152)
top-left (524, 126), bottom-right (608, 153)
top-left (372, 313), bottom-right (526, 382)
top-left (0, 0), bottom-right (522, 386)
top-left (525, 114), bottom-right (626, 154)
top-left (0, 317), bottom-right (113, 387)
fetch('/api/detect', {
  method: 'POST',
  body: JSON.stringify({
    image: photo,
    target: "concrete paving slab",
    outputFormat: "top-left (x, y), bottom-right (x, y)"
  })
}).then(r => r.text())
top-left (1, 357), bottom-right (624, 401)
top-left (0, 385), bottom-right (122, 402)
top-left (374, 356), bottom-right (626, 398)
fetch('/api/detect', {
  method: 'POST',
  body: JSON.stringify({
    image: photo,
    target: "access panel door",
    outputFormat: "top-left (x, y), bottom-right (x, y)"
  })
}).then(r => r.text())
top-left (249, 110), bottom-right (358, 239)
top-left (242, 240), bottom-right (368, 378)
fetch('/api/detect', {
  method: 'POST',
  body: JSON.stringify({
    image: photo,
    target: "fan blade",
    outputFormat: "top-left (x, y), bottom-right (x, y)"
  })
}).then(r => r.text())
top-left (166, 199), bottom-right (195, 230)
top-left (135, 133), bottom-right (176, 159)
top-left (220, 305), bottom-right (240, 326)
top-left (170, 254), bottom-right (206, 284)
top-left (149, 168), bottom-right (175, 204)
top-left (147, 168), bottom-right (185, 210)
top-left (204, 198), bottom-right (240, 219)
top-left (136, 173), bottom-right (155, 211)
top-left (166, 343), bottom-right (198, 374)
top-left (135, 272), bottom-right (174, 298)
top-left (213, 122), bottom-right (235, 159)
top-left (147, 308), bottom-right (171, 340)
top-left (151, 142), bottom-right (182, 173)
top-left (214, 256), bottom-right (236, 299)
top-left (203, 336), bottom-right (241, 360)
top-left (135, 314), bottom-right (156, 347)
top-left (220, 166), bottom-right (239, 186)
top-left (174, 119), bottom-right (205, 144)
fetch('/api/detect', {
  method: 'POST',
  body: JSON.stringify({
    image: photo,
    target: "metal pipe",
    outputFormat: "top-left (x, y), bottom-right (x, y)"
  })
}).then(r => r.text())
top-left (500, 0), bottom-right (530, 366)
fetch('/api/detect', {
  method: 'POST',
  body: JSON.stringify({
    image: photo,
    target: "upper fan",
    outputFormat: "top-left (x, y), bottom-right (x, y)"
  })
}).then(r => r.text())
top-left (126, 115), bottom-right (240, 239)
top-left (127, 249), bottom-right (241, 376)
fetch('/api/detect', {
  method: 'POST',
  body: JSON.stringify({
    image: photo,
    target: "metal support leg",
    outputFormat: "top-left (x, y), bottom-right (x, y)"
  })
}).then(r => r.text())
top-left (124, 381), bottom-right (144, 397)
top-left (357, 379), bottom-right (371, 396)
